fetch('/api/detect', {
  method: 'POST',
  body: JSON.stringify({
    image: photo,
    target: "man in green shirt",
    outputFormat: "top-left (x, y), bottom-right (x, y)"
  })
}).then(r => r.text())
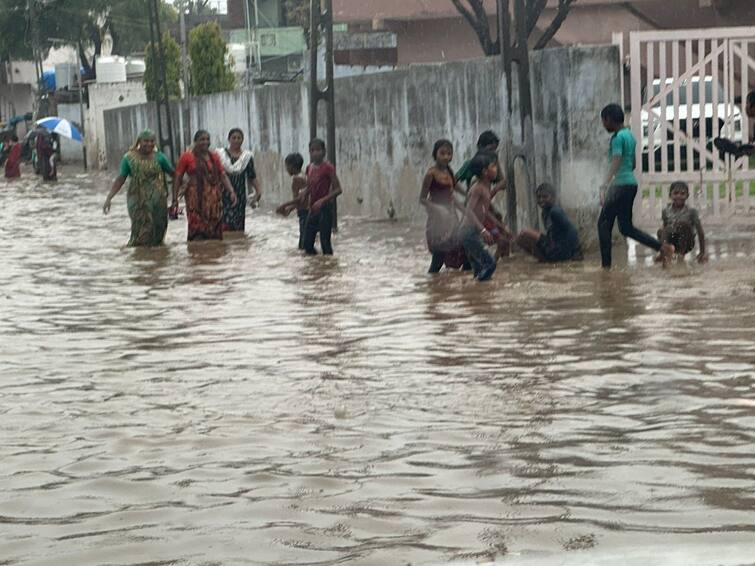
top-left (597, 104), bottom-right (673, 268)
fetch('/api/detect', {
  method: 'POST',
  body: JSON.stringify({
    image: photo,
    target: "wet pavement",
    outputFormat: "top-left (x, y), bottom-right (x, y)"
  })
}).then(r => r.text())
top-left (1, 171), bottom-right (754, 565)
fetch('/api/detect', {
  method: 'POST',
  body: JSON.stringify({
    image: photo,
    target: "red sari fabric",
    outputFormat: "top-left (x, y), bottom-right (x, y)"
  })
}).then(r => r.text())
top-left (4, 144), bottom-right (21, 178)
top-left (176, 150), bottom-right (225, 241)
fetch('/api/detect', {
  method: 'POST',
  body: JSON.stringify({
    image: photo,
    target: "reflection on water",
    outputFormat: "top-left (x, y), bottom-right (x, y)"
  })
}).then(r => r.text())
top-left (1, 172), bottom-right (754, 565)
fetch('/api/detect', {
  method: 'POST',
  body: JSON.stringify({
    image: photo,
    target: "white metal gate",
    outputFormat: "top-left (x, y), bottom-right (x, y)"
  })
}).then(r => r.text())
top-left (629, 27), bottom-right (755, 218)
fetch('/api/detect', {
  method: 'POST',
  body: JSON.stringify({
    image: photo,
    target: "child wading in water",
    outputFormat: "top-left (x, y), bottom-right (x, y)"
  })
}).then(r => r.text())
top-left (656, 181), bottom-right (707, 264)
top-left (420, 139), bottom-right (467, 273)
top-left (516, 183), bottom-right (581, 262)
top-left (598, 103), bottom-right (673, 268)
top-left (303, 139), bottom-right (342, 255)
top-left (457, 130), bottom-right (510, 260)
top-left (461, 151), bottom-right (499, 281)
top-left (276, 153), bottom-right (309, 249)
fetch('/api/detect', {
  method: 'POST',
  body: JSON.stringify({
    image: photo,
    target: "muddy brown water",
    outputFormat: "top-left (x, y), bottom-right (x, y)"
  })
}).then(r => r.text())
top-left (1, 171), bottom-right (754, 565)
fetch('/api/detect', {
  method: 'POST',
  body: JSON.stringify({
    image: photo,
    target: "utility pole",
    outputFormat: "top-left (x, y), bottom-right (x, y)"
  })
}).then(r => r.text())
top-left (147, 0), bottom-right (176, 163)
top-left (309, 0), bottom-right (337, 228)
top-left (179, 3), bottom-right (191, 143)
top-left (242, 0), bottom-right (253, 85)
top-left (77, 65), bottom-right (87, 170)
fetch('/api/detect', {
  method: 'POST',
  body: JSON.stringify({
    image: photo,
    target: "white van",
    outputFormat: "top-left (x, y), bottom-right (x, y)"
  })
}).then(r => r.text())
top-left (640, 76), bottom-right (743, 170)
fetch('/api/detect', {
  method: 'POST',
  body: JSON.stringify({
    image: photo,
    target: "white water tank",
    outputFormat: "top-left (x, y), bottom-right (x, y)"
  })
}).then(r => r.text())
top-left (96, 56), bottom-right (127, 83)
top-left (125, 58), bottom-right (146, 77)
top-left (227, 43), bottom-right (247, 74)
top-left (55, 63), bottom-right (77, 90)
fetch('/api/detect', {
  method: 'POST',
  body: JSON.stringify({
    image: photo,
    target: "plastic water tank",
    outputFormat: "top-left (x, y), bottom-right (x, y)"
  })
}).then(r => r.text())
top-left (55, 63), bottom-right (77, 90)
top-left (96, 56), bottom-right (127, 83)
top-left (227, 43), bottom-right (247, 74)
top-left (125, 58), bottom-right (146, 77)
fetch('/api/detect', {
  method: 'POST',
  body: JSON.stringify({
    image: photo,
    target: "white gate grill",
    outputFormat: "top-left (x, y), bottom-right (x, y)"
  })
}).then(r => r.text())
top-left (629, 28), bottom-right (755, 219)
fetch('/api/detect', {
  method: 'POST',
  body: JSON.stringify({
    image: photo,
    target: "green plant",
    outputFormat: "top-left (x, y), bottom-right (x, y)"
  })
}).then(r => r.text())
top-left (188, 21), bottom-right (235, 96)
top-left (144, 32), bottom-right (181, 102)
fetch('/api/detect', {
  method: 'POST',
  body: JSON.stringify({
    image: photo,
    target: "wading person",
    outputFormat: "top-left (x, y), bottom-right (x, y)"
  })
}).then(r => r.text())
top-left (36, 131), bottom-right (57, 181)
top-left (103, 130), bottom-right (175, 247)
top-left (598, 103), bottom-right (673, 268)
top-left (173, 130), bottom-right (237, 242)
top-left (460, 151), bottom-right (498, 281)
top-left (4, 135), bottom-right (22, 179)
top-left (456, 130), bottom-right (509, 260)
top-left (302, 139), bottom-right (342, 256)
top-left (420, 139), bottom-right (467, 273)
top-left (656, 181), bottom-right (707, 264)
top-left (275, 153), bottom-right (309, 250)
top-left (216, 128), bottom-right (261, 233)
top-left (516, 183), bottom-right (581, 263)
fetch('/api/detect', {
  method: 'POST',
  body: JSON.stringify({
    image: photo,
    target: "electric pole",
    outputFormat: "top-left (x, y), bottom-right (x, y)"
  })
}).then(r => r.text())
top-left (180, 3), bottom-right (191, 141)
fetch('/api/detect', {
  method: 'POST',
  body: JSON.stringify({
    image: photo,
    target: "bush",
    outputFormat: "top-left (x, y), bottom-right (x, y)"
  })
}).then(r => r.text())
top-left (188, 21), bottom-right (235, 96)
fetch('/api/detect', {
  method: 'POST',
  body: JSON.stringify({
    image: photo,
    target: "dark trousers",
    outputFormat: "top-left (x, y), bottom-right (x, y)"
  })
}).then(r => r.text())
top-left (598, 184), bottom-right (661, 268)
top-left (297, 208), bottom-right (308, 250)
top-left (461, 227), bottom-right (495, 275)
top-left (303, 203), bottom-right (334, 255)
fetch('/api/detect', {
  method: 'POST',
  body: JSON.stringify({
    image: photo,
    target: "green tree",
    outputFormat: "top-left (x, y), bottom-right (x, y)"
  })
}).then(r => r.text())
top-left (188, 21), bottom-right (235, 96)
top-left (0, 0), bottom-right (176, 78)
top-left (144, 33), bottom-right (181, 102)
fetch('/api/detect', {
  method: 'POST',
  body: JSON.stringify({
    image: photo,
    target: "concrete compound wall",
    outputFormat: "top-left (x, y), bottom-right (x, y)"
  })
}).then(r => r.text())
top-left (87, 81), bottom-right (147, 169)
top-left (103, 46), bottom-right (620, 241)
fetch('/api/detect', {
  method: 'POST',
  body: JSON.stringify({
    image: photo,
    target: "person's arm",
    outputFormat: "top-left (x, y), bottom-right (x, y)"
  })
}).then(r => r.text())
top-left (103, 175), bottom-right (127, 214)
top-left (104, 157), bottom-right (131, 213)
top-left (221, 171), bottom-right (238, 206)
top-left (248, 159), bottom-right (261, 206)
top-left (249, 177), bottom-right (261, 206)
top-left (172, 155), bottom-right (185, 207)
top-left (694, 211), bottom-right (707, 263)
top-left (601, 156), bottom-right (622, 204)
top-left (491, 174), bottom-right (507, 199)
top-left (465, 186), bottom-right (493, 244)
top-left (419, 171), bottom-right (433, 207)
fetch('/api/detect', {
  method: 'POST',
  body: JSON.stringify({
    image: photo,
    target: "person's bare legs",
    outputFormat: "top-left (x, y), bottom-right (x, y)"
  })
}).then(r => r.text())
top-left (515, 229), bottom-right (544, 260)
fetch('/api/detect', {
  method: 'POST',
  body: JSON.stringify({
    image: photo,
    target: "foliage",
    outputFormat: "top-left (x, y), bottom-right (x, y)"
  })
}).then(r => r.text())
top-left (175, 0), bottom-right (217, 15)
top-left (144, 33), bottom-right (182, 102)
top-left (188, 21), bottom-right (235, 96)
top-left (0, 0), bottom-right (176, 78)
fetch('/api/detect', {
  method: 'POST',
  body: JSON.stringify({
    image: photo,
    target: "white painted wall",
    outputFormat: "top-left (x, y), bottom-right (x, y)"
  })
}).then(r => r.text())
top-left (86, 81), bottom-right (147, 169)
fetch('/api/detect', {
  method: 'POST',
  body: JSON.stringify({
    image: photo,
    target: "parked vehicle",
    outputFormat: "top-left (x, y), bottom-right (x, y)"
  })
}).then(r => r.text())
top-left (641, 76), bottom-right (743, 171)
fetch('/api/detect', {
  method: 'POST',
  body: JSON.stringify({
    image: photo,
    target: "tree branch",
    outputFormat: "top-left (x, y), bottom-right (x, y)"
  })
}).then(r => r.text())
top-left (450, 0), bottom-right (497, 55)
top-left (534, 0), bottom-right (574, 50)
top-left (526, 0), bottom-right (547, 37)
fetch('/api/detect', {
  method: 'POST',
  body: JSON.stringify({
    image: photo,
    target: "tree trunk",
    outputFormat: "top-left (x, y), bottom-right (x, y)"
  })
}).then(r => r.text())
top-left (514, 0), bottom-right (537, 227)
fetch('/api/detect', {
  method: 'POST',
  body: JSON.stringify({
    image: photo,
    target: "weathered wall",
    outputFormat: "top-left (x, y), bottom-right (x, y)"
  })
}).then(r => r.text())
top-left (103, 46), bottom-right (620, 240)
top-left (531, 45), bottom-right (622, 242)
top-left (87, 81), bottom-right (147, 169)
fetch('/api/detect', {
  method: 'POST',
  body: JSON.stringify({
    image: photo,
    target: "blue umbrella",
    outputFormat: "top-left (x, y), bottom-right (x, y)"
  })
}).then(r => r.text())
top-left (36, 117), bottom-right (83, 143)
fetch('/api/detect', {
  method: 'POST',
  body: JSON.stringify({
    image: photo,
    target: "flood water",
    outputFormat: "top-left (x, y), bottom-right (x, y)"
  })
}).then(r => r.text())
top-left (1, 171), bottom-right (754, 565)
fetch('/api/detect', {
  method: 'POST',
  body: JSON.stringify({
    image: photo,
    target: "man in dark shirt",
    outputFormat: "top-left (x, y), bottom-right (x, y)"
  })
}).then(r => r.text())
top-left (515, 183), bottom-right (581, 262)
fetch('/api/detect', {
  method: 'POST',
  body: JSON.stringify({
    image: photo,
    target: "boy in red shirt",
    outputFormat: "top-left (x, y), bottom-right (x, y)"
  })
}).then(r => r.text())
top-left (303, 139), bottom-right (343, 255)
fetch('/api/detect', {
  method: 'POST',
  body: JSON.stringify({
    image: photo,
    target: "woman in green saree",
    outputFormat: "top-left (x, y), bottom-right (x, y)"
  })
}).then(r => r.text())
top-left (103, 130), bottom-right (175, 246)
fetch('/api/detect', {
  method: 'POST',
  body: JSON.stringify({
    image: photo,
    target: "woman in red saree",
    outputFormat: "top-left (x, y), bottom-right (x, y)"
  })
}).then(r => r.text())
top-left (172, 130), bottom-right (237, 241)
top-left (4, 135), bottom-right (22, 179)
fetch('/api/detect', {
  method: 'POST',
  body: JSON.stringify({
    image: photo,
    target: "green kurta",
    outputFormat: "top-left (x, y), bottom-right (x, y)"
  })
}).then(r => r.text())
top-left (119, 151), bottom-right (174, 247)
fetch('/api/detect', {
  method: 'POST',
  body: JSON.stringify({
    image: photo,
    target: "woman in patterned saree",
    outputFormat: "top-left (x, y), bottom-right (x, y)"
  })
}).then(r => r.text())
top-left (103, 130), bottom-right (174, 246)
top-left (173, 130), bottom-right (237, 241)
top-left (216, 128), bottom-right (261, 232)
